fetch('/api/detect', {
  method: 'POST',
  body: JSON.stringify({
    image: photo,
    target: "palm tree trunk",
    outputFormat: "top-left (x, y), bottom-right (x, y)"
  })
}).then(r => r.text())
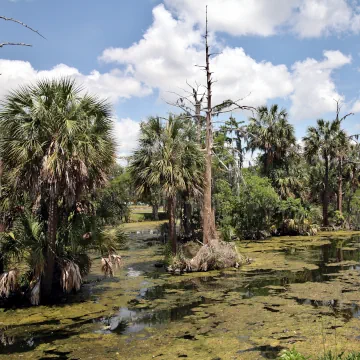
top-left (337, 156), bottom-right (343, 215)
top-left (183, 195), bottom-right (192, 239)
top-left (323, 156), bottom-right (330, 226)
top-left (152, 203), bottom-right (159, 221)
top-left (168, 196), bottom-right (177, 255)
top-left (41, 196), bottom-right (58, 302)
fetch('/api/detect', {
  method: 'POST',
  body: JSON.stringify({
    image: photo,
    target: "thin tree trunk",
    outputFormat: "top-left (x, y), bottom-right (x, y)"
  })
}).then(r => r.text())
top-left (202, 7), bottom-right (216, 244)
top-left (337, 156), bottom-right (343, 215)
top-left (152, 203), bottom-right (159, 221)
top-left (41, 196), bottom-right (58, 302)
top-left (168, 196), bottom-right (177, 255)
top-left (183, 195), bottom-right (192, 239)
top-left (323, 156), bottom-right (329, 226)
top-left (196, 100), bottom-right (201, 143)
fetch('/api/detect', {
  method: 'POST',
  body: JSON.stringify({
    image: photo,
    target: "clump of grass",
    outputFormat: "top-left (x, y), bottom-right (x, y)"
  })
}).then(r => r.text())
top-left (279, 348), bottom-right (309, 360)
top-left (278, 350), bottom-right (360, 360)
top-left (318, 352), bottom-right (360, 360)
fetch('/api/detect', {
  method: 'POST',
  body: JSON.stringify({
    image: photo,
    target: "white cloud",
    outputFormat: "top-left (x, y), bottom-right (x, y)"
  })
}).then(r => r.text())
top-left (113, 118), bottom-right (140, 160)
top-left (0, 60), bottom-right (152, 103)
top-left (164, 0), bottom-right (297, 37)
top-left (101, 4), bottom-right (351, 120)
top-left (100, 4), bottom-right (293, 109)
top-left (290, 50), bottom-right (351, 120)
top-left (1, 2), bottom-right (354, 126)
top-left (164, 0), bottom-right (360, 38)
top-left (292, 0), bottom-right (357, 37)
top-left (351, 100), bottom-right (360, 113)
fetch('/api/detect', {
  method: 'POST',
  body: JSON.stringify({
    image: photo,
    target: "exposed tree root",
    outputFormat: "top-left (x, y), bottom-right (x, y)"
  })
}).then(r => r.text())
top-left (167, 240), bottom-right (246, 274)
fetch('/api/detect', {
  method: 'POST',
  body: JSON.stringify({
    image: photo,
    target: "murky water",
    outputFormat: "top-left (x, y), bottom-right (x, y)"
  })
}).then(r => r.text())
top-left (1, 232), bottom-right (360, 359)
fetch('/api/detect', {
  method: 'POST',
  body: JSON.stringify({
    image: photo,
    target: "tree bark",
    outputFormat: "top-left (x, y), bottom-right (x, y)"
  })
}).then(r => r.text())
top-left (337, 156), bottom-right (343, 215)
top-left (323, 156), bottom-right (329, 226)
top-left (183, 195), bottom-right (192, 239)
top-left (41, 196), bottom-right (58, 302)
top-left (202, 7), bottom-right (216, 245)
top-left (152, 203), bottom-right (159, 221)
top-left (168, 196), bottom-right (177, 255)
top-left (196, 100), bottom-right (201, 143)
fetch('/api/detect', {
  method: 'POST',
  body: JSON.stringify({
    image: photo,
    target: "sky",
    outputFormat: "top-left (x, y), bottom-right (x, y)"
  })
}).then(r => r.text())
top-left (2, 0), bottom-right (360, 161)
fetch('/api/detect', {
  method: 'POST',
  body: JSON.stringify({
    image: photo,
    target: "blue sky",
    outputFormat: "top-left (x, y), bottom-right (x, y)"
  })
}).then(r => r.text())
top-left (2, 0), bottom-right (360, 158)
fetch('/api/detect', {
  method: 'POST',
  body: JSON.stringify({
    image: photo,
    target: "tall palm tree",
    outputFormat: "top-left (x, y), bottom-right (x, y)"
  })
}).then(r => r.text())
top-left (0, 78), bottom-right (115, 301)
top-left (303, 119), bottom-right (344, 226)
top-left (247, 104), bottom-right (296, 176)
top-left (130, 116), bottom-right (204, 255)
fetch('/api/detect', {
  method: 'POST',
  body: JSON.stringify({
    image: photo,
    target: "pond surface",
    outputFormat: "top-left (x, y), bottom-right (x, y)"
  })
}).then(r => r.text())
top-left (1, 231), bottom-right (360, 359)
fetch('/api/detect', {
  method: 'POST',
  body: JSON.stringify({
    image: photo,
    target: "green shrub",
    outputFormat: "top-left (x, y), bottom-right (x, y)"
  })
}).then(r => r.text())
top-left (279, 348), bottom-right (309, 360)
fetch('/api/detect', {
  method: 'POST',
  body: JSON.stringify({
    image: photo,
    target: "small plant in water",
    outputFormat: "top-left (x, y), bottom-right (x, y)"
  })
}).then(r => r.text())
top-left (279, 348), bottom-right (310, 360)
top-left (278, 350), bottom-right (360, 360)
top-left (319, 352), bottom-right (360, 360)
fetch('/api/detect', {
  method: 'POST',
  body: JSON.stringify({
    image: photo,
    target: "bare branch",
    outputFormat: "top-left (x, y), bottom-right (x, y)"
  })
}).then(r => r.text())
top-left (0, 16), bottom-right (46, 39)
top-left (340, 112), bottom-right (354, 122)
top-left (0, 42), bottom-right (31, 48)
top-left (209, 52), bottom-right (222, 57)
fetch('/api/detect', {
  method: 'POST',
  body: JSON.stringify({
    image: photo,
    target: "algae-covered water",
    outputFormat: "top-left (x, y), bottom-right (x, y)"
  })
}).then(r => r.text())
top-left (2, 231), bottom-right (360, 359)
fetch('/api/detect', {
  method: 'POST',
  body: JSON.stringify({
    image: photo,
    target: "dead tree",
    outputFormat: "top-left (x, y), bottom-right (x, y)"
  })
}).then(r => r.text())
top-left (167, 7), bottom-right (254, 244)
top-left (334, 100), bottom-right (354, 215)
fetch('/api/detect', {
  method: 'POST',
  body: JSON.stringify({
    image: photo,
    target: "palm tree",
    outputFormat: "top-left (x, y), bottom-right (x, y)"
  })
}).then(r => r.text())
top-left (130, 116), bottom-right (204, 255)
top-left (303, 119), bottom-right (344, 226)
top-left (0, 78), bottom-right (115, 301)
top-left (247, 105), bottom-right (296, 176)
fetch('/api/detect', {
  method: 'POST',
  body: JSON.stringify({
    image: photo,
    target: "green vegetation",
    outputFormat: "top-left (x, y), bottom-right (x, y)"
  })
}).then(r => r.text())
top-left (279, 349), bottom-right (360, 360)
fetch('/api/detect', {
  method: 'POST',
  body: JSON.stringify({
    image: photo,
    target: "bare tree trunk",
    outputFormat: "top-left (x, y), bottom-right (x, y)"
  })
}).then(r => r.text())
top-left (337, 156), bottom-right (343, 215)
top-left (202, 7), bottom-right (216, 245)
top-left (168, 196), bottom-right (177, 255)
top-left (323, 156), bottom-right (329, 226)
top-left (41, 196), bottom-right (57, 302)
top-left (152, 203), bottom-right (159, 221)
top-left (195, 100), bottom-right (202, 143)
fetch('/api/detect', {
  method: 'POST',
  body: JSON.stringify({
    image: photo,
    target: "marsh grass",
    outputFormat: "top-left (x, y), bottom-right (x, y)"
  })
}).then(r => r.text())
top-left (279, 350), bottom-right (360, 360)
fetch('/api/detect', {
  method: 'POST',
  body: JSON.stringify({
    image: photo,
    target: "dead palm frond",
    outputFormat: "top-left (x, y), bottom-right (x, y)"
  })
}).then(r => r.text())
top-left (101, 257), bottom-right (113, 277)
top-left (60, 261), bottom-right (82, 293)
top-left (101, 254), bottom-right (123, 277)
top-left (0, 269), bottom-right (18, 298)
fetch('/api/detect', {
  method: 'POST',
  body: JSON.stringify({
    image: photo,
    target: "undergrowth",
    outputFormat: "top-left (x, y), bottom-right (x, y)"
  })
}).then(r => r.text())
top-left (279, 349), bottom-right (360, 360)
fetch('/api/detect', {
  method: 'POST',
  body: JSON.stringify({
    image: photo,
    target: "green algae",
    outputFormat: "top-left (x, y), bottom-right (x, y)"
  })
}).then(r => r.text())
top-left (1, 231), bottom-right (360, 359)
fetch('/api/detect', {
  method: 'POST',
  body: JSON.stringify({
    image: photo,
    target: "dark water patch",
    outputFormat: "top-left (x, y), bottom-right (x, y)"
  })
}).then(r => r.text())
top-left (0, 329), bottom-right (78, 355)
top-left (293, 297), bottom-right (360, 322)
top-left (39, 349), bottom-right (73, 360)
top-left (237, 345), bottom-right (284, 359)
top-left (96, 297), bottom-right (206, 336)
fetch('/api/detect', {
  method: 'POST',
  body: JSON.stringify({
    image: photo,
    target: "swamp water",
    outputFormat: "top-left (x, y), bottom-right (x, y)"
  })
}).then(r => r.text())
top-left (2, 232), bottom-right (360, 359)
